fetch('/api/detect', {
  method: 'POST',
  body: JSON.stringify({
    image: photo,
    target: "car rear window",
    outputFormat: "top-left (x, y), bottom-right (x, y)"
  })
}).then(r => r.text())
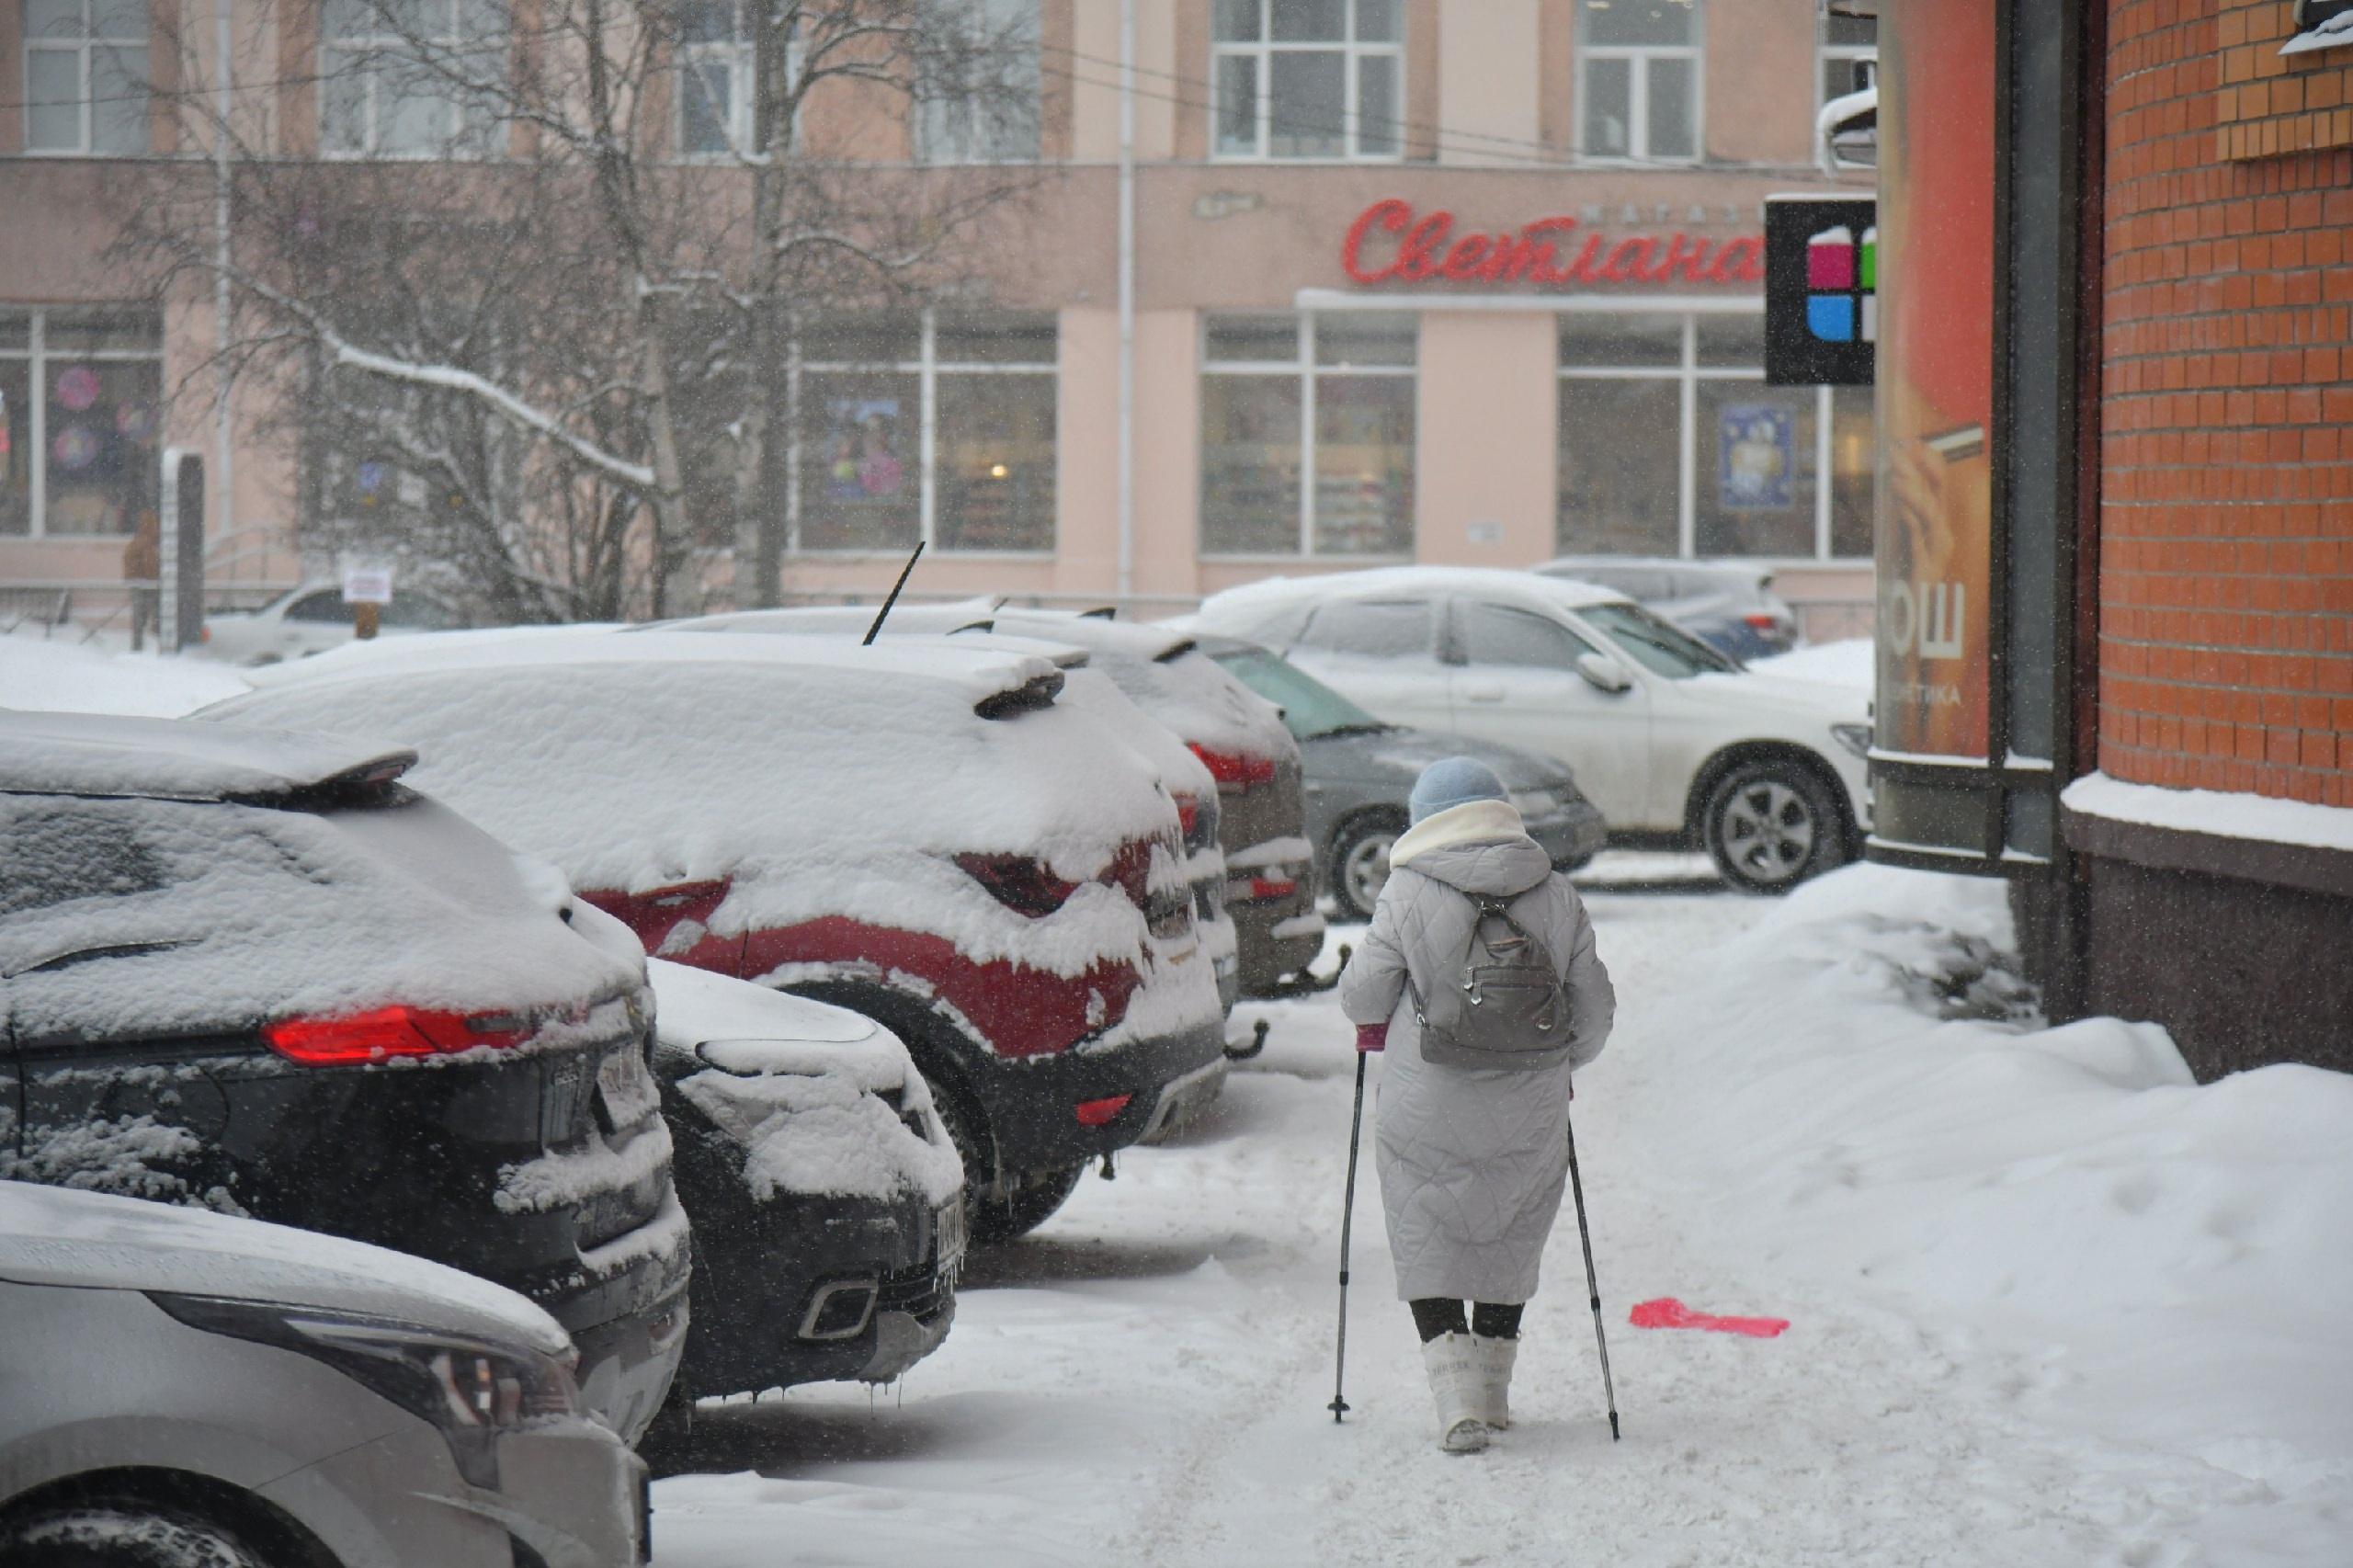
top-left (0, 802), bottom-right (179, 917)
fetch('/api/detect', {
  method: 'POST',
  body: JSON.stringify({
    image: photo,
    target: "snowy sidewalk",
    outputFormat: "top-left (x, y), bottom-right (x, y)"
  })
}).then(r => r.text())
top-left (651, 874), bottom-right (2351, 1567)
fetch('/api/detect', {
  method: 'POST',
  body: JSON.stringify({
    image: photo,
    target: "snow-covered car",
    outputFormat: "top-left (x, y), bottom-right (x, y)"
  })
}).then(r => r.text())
top-left (1194, 636), bottom-right (1608, 920)
top-left (199, 580), bottom-right (466, 665)
top-left (199, 632), bottom-right (1230, 1245)
top-left (0, 1181), bottom-right (647, 1568)
top-left (0, 710), bottom-right (692, 1447)
top-left (1185, 568), bottom-right (1873, 894)
top-left (686, 605), bottom-right (1325, 998)
top-left (1533, 556), bottom-right (1801, 661)
top-left (647, 959), bottom-right (964, 1415)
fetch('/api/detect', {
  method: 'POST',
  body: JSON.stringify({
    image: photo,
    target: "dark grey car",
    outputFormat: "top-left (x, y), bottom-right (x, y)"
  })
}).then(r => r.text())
top-left (1198, 638), bottom-right (1608, 921)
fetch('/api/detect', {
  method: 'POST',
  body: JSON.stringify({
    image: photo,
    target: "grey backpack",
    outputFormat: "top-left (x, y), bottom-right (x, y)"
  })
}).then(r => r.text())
top-left (1404, 888), bottom-right (1573, 1071)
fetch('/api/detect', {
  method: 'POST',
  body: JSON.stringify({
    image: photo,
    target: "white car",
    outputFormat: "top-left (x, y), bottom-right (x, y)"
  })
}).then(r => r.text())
top-left (201, 580), bottom-right (464, 665)
top-left (0, 1182), bottom-right (646, 1568)
top-left (1185, 567), bottom-right (1873, 893)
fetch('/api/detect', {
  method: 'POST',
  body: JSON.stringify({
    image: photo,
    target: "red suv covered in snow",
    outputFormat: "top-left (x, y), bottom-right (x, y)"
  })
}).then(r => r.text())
top-left (204, 632), bottom-right (1230, 1244)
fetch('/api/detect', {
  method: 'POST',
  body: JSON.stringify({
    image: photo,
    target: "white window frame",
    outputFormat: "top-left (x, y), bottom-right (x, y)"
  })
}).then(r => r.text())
top-left (1210, 0), bottom-right (1404, 165)
top-left (1574, 3), bottom-right (1704, 166)
top-left (1199, 312), bottom-right (1415, 561)
top-left (675, 1), bottom-right (756, 159)
top-left (0, 307), bottom-right (164, 540)
top-left (1817, 17), bottom-right (1875, 117)
top-left (912, 0), bottom-right (1040, 165)
top-left (790, 310), bottom-right (1057, 557)
top-left (22, 0), bottom-right (148, 156)
top-left (319, 0), bottom-right (503, 160)
top-left (1556, 305), bottom-right (1864, 564)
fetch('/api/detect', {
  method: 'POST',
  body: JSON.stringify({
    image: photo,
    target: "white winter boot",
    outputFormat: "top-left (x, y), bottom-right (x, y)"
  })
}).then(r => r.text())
top-left (1421, 1334), bottom-right (1490, 1453)
top-left (1470, 1333), bottom-right (1518, 1430)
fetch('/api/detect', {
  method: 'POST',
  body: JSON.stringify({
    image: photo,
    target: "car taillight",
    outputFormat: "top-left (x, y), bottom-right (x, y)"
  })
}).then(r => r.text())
top-left (1074, 1093), bottom-right (1132, 1127)
top-left (1174, 793), bottom-right (1201, 841)
top-left (262, 1005), bottom-right (534, 1067)
top-left (1228, 876), bottom-right (1300, 903)
top-left (956, 853), bottom-right (1079, 918)
top-left (1744, 612), bottom-right (1788, 631)
top-left (1188, 744), bottom-right (1277, 793)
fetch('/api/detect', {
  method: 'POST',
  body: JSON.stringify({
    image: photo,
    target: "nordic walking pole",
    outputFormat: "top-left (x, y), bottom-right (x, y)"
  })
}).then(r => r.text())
top-left (1329, 1050), bottom-right (1370, 1422)
top-left (1564, 1102), bottom-right (1620, 1440)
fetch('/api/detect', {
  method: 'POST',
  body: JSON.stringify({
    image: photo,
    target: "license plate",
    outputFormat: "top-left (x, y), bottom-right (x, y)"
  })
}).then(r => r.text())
top-left (596, 1048), bottom-right (660, 1130)
top-left (935, 1198), bottom-right (967, 1274)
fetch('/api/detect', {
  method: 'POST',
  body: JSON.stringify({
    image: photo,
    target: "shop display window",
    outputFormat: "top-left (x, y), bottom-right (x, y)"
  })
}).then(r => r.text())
top-left (0, 307), bottom-right (162, 539)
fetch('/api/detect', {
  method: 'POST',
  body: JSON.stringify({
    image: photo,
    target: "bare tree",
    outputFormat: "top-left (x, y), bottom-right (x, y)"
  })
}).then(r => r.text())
top-left (120, 0), bottom-right (1040, 619)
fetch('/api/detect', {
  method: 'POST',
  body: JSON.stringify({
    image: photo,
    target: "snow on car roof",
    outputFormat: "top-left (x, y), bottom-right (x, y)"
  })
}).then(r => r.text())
top-left (984, 612), bottom-right (1296, 765)
top-left (198, 633), bottom-right (1211, 994)
top-left (1199, 565), bottom-right (1631, 616)
top-left (672, 600), bottom-right (1001, 639)
top-left (0, 709), bottom-right (415, 802)
top-left (0, 1181), bottom-right (569, 1356)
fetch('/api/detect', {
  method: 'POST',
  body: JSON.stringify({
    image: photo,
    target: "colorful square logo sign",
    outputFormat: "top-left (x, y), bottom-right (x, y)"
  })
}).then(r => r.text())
top-left (1763, 196), bottom-right (1876, 386)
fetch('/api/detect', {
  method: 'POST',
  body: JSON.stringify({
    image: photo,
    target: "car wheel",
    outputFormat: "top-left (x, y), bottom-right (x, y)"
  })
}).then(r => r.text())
top-left (1330, 813), bottom-right (1404, 922)
top-left (1701, 760), bottom-right (1845, 894)
top-left (0, 1506), bottom-right (277, 1568)
top-left (922, 1079), bottom-right (1085, 1245)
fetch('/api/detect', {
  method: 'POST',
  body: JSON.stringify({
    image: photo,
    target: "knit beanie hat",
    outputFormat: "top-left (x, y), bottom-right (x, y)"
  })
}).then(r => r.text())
top-left (1406, 757), bottom-right (1508, 824)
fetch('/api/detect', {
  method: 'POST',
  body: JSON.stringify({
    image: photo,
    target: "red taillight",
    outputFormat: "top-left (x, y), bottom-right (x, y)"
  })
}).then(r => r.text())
top-left (1744, 612), bottom-right (1785, 631)
top-left (1188, 744), bottom-right (1277, 792)
top-left (1175, 794), bottom-right (1201, 840)
top-left (1074, 1093), bottom-right (1132, 1127)
top-left (1227, 876), bottom-right (1300, 903)
top-left (262, 1005), bottom-right (532, 1067)
top-left (956, 854), bottom-right (1078, 918)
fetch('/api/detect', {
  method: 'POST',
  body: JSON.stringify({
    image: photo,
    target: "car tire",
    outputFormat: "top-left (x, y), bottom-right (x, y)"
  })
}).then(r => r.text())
top-left (1701, 759), bottom-right (1846, 894)
top-left (923, 1080), bottom-right (1086, 1246)
top-left (0, 1505), bottom-right (277, 1568)
top-left (1330, 812), bottom-right (1405, 922)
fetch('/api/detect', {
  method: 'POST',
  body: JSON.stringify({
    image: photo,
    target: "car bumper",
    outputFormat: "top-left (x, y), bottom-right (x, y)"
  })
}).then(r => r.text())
top-left (566, 1282), bottom-right (690, 1449)
top-left (256, 1415), bottom-right (648, 1568)
top-left (1229, 897), bottom-right (1324, 995)
top-left (1529, 801), bottom-right (1609, 867)
top-left (670, 1176), bottom-right (960, 1400)
top-left (969, 1015), bottom-right (1229, 1175)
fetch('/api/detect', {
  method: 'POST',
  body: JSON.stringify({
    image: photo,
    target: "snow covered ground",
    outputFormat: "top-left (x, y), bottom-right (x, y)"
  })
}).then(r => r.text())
top-left (0, 630), bottom-right (249, 715)
top-left (651, 873), bottom-right (2351, 1568)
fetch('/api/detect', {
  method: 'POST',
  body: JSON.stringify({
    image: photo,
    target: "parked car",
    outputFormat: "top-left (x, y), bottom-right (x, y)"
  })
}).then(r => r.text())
top-left (1533, 556), bottom-right (1800, 661)
top-left (201, 581), bottom-right (466, 665)
top-left (1193, 635), bottom-right (1608, 920)
top-left (1185, 568), bottom-right (1872, 894)
top-left (644, 956), bottom-right (964, 1415)
top-left (0, 1181), bottom-right (647, 1568)
top-left (686, 605), bottom-right (1325, 999)
top-left (0, 710), bottom-right (692, 1446)
top-left (199, 633), bottom-right (1231, 1244)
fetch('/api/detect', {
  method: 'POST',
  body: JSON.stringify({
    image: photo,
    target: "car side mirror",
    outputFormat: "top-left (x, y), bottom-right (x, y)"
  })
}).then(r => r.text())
top-left (1574, 653), bottom-right (1632, 694)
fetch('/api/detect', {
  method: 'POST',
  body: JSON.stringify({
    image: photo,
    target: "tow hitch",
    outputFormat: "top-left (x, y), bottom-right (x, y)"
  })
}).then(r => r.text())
top-left (1224, 1018), bottom-right (1270, 1062)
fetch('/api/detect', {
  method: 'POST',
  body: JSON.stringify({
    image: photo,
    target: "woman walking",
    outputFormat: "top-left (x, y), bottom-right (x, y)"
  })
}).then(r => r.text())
top-left (1338, 758), bottom-right (1616, 1452)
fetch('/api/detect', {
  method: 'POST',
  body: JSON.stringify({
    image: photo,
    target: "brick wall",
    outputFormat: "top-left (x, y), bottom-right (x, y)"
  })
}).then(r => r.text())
top-left (2099, 0), bottom-right (2353, 807)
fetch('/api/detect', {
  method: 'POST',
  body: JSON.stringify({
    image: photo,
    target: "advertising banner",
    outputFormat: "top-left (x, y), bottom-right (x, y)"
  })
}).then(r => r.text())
top-left (1876, 0), bottom-right (1996, 760)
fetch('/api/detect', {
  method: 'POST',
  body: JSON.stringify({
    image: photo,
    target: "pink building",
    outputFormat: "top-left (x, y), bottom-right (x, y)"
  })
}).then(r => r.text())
top-left (1, 0), bottom-right (1876, 627)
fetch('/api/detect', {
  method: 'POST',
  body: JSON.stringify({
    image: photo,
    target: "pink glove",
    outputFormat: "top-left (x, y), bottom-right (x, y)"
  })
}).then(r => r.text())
top-left (1354, 1023), bottom-right (1388, 1053)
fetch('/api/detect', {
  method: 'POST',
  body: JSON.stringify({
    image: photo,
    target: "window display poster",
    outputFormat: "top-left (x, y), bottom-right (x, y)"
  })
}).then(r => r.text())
top-left (1876, 0), bottom-right (1995, 760)
top-left (824, 398), bottom-right (908, 502)
top-left (1719, 404), bottom-right (1794, 510)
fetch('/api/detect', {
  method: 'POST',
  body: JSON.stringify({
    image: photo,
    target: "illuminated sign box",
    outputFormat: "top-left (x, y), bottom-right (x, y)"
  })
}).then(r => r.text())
top-left (1764, 196), bottom-right (1878, 386)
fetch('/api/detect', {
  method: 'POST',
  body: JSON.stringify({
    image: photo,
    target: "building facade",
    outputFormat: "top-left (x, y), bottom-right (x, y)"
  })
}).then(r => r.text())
top-left (1, 0), bottom-right (1877, 624)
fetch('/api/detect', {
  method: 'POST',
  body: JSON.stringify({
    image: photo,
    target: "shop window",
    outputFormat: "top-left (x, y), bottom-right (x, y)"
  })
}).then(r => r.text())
top-left (1211, 0), bottom-right (1402, 161)
top-left (321, 0), bottom-right (506, 158)
top-left (796, 311), bottom-right (1055, 554)
top-left (1202, 312), bottom-right (1414, 558)
top-left (24, 0), bottom-right (149, 154)
top-left (1558, 310), bottom-right (1866, 563)
top-left (0, 307), bottom-right (162, 540)
top-left (1575, 0), bottom-right (1701, 165)
top-left (915, 0), bottom-right (1040, 164)
top-left (1819, 10), bottom-right (1875, 112)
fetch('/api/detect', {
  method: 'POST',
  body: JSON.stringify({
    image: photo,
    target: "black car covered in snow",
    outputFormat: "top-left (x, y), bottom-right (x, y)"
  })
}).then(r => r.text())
top-left (643, 958), bottom-right (963, 1412)
top-left (0, 710), bottom-right (692, 1445)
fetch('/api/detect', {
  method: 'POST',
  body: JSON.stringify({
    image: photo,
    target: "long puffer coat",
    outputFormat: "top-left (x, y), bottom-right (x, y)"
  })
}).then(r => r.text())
top-left (1338, 800), bottom-right (1615, 1303)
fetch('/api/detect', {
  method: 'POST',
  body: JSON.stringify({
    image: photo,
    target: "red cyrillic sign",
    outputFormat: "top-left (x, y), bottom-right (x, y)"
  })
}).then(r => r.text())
top-left (1340, 199), bottom-right (1765, 290)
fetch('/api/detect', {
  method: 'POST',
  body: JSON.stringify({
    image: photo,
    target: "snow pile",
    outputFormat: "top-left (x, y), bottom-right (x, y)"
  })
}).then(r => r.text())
top-left (201, 635), bottom-right (1226, 1045)
top-left (0, 633), bottom-right (250, 715)
top-left (2063, 769), bottom-right (2353, 851)
top-left (651, 960), bottom-right (965, 1206)
top-left (0, 1181), bottom-right (568, 1353)
top-left (1631, 863), bottom-right (2353, 1532)
top-left (1749, 636), bottom-right (1873, 691)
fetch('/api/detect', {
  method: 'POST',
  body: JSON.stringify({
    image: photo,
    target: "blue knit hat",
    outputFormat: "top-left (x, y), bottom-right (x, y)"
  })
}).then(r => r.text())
top-left (1407, 757), bottom-right (1508, 824)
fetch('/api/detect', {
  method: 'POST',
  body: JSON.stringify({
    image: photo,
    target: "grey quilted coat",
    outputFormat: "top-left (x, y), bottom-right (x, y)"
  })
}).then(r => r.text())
top-left (1338, 801), bottom-right (1615, 1303)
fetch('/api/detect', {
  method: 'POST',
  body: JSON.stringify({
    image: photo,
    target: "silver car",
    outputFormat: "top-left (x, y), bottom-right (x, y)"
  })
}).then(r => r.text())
top-left (0, 1182), bottom-right (647, 1568)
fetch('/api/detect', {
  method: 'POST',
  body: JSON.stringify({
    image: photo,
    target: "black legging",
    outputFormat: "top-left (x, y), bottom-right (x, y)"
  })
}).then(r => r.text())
top-left (1410, 1298), bottom-right (1524, 1342)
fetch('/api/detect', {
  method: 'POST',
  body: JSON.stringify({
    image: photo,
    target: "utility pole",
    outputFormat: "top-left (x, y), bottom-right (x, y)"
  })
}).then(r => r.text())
top-left (1115, 0), bottom-right (1135, 607)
